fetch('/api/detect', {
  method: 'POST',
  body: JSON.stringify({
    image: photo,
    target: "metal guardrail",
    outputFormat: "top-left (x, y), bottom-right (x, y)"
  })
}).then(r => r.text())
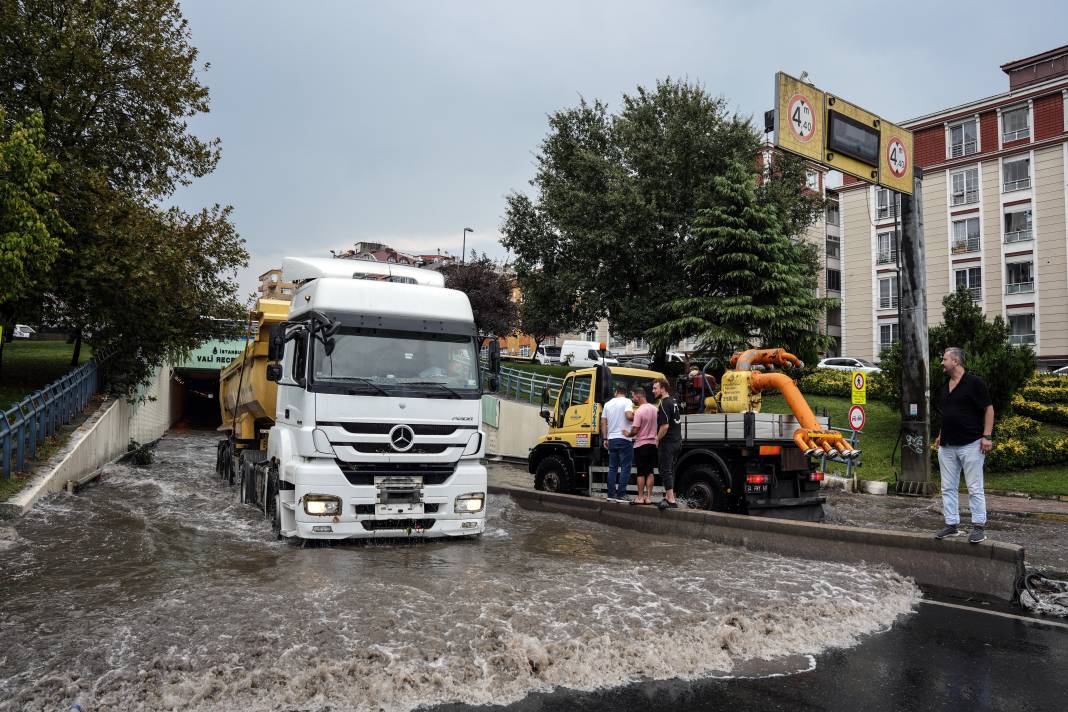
top-left (497, 365), bottom-right (565, 405)
top-left (1, 359), bottom-right (103, 480)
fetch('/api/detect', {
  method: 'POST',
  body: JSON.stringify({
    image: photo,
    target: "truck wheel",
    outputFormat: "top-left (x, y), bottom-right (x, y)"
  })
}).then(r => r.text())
top-left (682, 464), bottom-right (727, 511)
top-left (534, 454), bottom-right (572, 493)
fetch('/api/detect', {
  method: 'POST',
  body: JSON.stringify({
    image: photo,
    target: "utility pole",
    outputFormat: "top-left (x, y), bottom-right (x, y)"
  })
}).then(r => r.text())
top-left (896, 167), bottom-right (932, 494)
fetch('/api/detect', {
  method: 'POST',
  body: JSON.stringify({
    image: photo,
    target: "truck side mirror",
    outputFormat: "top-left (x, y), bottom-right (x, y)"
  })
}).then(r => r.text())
top-left (266, 364), bottom-right (283, 382)
top-left (539, 387), bottom-right (552, 424)
top-left (488, 339), bottom-right (501, 373)
top-left (268, 324), bottom-right (285, 361)
top-left (486, 375), bottom-right (499, 393)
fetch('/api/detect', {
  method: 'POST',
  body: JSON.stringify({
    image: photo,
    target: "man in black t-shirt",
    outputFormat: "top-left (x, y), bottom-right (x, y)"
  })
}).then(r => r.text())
top-left (653, 377), bottom-right (682, 510)
top-left (933, 347), bottom-right (994, 544)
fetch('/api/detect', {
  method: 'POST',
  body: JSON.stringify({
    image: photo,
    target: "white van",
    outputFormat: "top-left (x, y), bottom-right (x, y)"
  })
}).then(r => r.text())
top-left (560, 340), bottom-right (619, 367)
top-left (12, 324), bottom-right (36, 339)
top-left (534, 344), bottom-right (561, 365)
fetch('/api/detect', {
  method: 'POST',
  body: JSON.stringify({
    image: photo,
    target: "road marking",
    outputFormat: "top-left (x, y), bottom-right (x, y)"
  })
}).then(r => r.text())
top-left (921, 598), bottom-right (1068, 630)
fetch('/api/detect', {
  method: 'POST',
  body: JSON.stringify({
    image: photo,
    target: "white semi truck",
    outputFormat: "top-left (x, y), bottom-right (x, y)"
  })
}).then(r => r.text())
top-left (216, 257), bottom-right (498, 541)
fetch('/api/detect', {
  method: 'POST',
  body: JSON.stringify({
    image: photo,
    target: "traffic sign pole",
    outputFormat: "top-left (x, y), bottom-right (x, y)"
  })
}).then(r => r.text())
top-left (897, 168), bottom-right (932, 494)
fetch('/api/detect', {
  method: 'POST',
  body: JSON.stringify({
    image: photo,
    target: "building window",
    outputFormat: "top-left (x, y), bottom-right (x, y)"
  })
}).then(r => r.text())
top-left (876, 231), bottom-right (897, 265)
top-left (1008, 313), bottom-right (1036, 345)
top-left (280, 287), bottom-right (292, 295)
top-left (879, 323), bottom-right (900, 349)
top-left (1006, 262), bottom-right (1035, 294)
top-left (826, 268), bottom-right (841, 292)
top-left (826, 234), bottom-right (840, 259)
top-left (1004, 209), bottom-right (1033, 243)
top-left (806, 171), bottom-right (820, 191)
top-left (951, 217), bottom-right (981, 254)
top-left (954, 267), bottom-right (982, 302)
top-left (950, 166), bottom-right (979, 206)
top-left (1002, 105), bottom-right (1030, 142)
top-left (949, 119), bottom-right (978, 158)
top-left (1003, 156), bottom-right (1030, 192)
top-left (584, 329), bottom-right (596, 342)
top-left (878, 276), bottom-right (899, 310)
top-left (826, 202), bottom-right (840, 226)
top-left (826, 307), bottom-right (841, 328)
top-left (519, 345), bottom-right (531, 357)
top-left (875, 187), bottom-right (896, 220)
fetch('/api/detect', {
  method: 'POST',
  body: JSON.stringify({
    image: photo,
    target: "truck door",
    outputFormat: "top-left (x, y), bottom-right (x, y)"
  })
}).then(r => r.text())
top-left (556, 372), bottom-right (596, 447)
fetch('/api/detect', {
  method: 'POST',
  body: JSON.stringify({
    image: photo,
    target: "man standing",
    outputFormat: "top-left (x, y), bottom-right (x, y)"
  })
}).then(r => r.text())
top-left (933, 347), bottom-right (994, 543)
top-left (653, 377), bottom-right (682, 510)
top-left (626, 386), bottom-right (659, 505)
top-left (601, 383), bottom-right (635, 502)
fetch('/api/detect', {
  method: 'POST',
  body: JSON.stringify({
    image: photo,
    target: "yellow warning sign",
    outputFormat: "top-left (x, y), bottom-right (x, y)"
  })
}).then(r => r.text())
top-left (775, 72), bottom-right (825, 165)
top-left (852, 371), bottom-right (867, 405)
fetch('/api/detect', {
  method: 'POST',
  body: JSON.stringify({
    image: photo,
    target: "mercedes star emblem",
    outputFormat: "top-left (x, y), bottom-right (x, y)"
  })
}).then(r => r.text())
top-left (389, 424), bottom-right (415, 452)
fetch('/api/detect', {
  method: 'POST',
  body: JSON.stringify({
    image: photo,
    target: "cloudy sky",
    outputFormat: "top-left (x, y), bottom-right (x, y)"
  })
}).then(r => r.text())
top-left (171, 1), bottom-right (1067, 296)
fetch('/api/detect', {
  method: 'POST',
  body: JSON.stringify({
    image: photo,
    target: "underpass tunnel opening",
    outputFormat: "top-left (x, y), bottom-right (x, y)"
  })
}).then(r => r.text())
top-left (172, 369), bottom-right (222, 430)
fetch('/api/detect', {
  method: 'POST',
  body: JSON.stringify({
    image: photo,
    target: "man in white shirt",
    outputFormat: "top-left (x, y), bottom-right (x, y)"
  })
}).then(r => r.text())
top-left (600, 383), bottom-right (635, 501)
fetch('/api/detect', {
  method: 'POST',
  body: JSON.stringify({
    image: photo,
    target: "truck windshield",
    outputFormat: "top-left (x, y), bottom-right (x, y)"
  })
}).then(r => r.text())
top-left (310, 327), bottom-right (480, 398)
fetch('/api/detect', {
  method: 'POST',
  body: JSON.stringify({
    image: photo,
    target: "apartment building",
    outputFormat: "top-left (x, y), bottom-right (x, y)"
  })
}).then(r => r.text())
top-left (257, 268), bottom-right (296, 301)
top-left (837, 45), bottom-right (1068, 369)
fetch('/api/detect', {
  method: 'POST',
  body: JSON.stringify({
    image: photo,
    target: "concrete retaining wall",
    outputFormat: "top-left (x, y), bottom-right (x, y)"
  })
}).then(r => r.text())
top-left (1, 366), bottom-right (180, 517)
top-left (484, 397), bottom-right (547, 460)
top-left (491, 484), bottom-right (1026, 602)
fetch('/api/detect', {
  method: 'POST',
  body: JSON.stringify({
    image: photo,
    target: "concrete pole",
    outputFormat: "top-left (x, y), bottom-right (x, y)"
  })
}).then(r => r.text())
top-left (896, 167), bottom-right (932, 494)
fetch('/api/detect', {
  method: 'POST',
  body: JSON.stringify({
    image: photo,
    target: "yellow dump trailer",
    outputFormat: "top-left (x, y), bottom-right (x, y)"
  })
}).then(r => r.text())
top-left (218, 298), bottom-right (290, 448)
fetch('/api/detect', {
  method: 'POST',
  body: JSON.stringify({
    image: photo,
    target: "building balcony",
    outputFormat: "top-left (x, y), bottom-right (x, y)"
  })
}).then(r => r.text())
top-left (1010, 333), bottom-right (1036, 345)
top-left (1005, 229), bottom-right (1033, 244)
top-left (1006, 282), bottom-right (1035, 295)
top-left (876, 250), bottom-right (898, 265)
top-left (1004, 178), bottom-right (1031, 192)
top-left (949, 141), bottom-right (977, 158)
top-left (951, 238), bottom-right (980, 254)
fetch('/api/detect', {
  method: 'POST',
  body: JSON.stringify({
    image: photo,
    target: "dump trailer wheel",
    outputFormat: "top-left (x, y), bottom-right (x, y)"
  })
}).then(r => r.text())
top-left (681, 464), bottom-right (728, 511)
top-left (534, 454), bottom-right (572, 493)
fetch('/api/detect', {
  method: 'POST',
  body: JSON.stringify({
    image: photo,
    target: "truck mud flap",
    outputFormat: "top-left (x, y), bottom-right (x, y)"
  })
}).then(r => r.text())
top-left (746, 497), bottom-right (826, 523)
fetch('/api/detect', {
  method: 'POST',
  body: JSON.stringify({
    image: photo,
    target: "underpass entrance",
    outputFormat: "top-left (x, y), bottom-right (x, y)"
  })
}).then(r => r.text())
top-left (171, 369), bottom-right (222, 429)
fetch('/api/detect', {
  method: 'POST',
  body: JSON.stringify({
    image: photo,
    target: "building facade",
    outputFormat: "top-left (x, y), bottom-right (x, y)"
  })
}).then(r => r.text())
top-left (837, 45), bottom-right (1068, 370)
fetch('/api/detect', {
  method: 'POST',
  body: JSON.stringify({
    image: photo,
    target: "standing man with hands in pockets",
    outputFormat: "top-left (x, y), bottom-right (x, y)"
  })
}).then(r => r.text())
top-left (933, 347), bottom-right (994, 543)
top-left (601, 382), bottom-right (635, 502)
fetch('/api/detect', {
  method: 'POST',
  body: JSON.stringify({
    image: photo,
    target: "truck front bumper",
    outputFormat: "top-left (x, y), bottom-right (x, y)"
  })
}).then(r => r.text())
top-left (284, 458), bottom-right (488, 540)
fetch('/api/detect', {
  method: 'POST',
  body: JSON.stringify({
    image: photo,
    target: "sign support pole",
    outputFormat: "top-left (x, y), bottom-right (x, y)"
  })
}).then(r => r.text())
top-left (896, 167), bottom-right (932, 494)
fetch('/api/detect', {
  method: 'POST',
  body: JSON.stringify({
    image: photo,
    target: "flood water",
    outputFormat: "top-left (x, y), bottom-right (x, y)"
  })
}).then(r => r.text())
top-left (0, 431), bottom-right (920, 712)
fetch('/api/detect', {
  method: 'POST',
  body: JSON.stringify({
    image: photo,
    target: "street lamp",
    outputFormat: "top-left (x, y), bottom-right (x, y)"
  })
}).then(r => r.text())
top-left (462, 227), bottom-right (473, 264)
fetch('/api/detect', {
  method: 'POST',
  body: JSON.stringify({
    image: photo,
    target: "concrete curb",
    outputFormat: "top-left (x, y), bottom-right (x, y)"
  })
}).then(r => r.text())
top-left (490, 484), bottom-right (1025, 602)
top-left (0, 399), bottom-right (122, 519)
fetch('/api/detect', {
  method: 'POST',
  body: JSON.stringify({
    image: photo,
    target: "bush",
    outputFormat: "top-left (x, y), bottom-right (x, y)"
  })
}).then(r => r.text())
top-left (1013, 395), bottom-right (1068, 427)
top-left (996, 415), bottom-right (1040, 438)
top-left (986, 432), bottom-right (1068, 472)
top-left (125, 439), bottom-right (154, 467)
top-left (1018, 382), bottom-right (1068, 405)
top-left (797, 369), bottom-right (893, 402)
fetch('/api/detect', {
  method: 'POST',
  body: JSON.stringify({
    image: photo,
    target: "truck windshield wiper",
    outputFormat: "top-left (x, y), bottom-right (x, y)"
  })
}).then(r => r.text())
top-left (398, 381), bottom-right (462, 398)
top-left (326, 377), bottom-right (389, 396)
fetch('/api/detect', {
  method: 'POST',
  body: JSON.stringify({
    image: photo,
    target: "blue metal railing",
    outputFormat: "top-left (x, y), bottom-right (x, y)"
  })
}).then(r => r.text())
top-left (1, 359), bottom-right (103, 480)
top-left (496, 365), bottom-right (565, 405)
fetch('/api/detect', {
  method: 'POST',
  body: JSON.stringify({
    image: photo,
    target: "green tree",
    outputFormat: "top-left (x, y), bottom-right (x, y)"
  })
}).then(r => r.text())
top-left (442, 252), bottom-right (520, 338)
top-left (0, 0), bottom-right (248, 391)
top-left (501, 78), bottom-right (824, 358)
top-left (878, 287), bottom-right (1035, 428)
top-left (646, 161), bottom-right (834, 363)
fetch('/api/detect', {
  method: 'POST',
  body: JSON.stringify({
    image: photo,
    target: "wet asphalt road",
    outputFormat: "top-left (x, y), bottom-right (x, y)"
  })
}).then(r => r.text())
top-left (429, 602), bottom-right (1068, 712)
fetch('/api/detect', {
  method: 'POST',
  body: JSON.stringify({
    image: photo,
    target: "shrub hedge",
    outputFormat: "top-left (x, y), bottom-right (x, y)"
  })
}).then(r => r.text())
top-left (1012, 395), bottom-right (1068, 427)
top-left (796, 369), bottom-right (894, 402)
top-left (986, 431), bottom-right (1068, 472)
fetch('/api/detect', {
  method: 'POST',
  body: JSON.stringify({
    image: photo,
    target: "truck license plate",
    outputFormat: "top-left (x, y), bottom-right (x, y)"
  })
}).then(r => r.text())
top-left (376, 503), bottom-right (424, 515)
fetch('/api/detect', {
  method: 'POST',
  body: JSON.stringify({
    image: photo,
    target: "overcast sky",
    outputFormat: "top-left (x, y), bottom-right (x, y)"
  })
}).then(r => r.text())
top-left (170, 1), bottom-right (1068, 297)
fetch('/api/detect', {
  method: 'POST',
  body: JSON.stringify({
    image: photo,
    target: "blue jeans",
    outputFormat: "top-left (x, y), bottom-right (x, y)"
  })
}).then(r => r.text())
top-left (607, 438), bottom-right (634, 498)
top-left (938, 439), bottom-right (987, 526)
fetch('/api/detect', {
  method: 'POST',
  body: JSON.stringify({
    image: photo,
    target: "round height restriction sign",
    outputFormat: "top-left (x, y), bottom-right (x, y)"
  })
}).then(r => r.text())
top-left (886, 137), bottom-right (908, 178)
top-left (787, 94), bottom-right (816, 142)
top-left (848, 405), bottom-right (866, 431)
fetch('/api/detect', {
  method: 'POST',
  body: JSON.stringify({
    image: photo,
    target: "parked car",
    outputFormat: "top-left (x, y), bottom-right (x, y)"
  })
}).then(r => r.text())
top-left (534, 345), bottom-right (561, 365)
top-left (560, 340), bottom-right (619, 367)
top-left (12, 324), bottom-right (36, 339)
top-left (1053, 365), bottom-right (1068, 376)
top-left (623, 352), bottom-right (686, 369)
top-left (816, 357), bottom-right (882, 374)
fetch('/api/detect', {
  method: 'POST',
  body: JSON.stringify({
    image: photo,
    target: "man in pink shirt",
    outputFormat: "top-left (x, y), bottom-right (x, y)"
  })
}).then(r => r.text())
top-left (626, 386), bottom-right (659, 505)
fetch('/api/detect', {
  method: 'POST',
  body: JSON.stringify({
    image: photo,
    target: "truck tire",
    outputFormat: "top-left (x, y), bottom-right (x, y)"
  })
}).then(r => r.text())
top-left (534, 454), bottom-right (572, 493)
top-left (681, 464), bottom-right (727, 511)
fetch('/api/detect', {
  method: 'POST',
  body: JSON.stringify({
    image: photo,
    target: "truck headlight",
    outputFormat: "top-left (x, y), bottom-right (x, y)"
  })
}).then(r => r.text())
top-left (454, 492), bottom-right (485, 514)
top-left (304, 494), bottom-right (341, 516)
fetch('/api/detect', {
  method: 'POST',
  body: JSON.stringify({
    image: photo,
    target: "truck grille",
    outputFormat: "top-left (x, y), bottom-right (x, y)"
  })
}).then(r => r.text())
top-left (360, 518), bottom-right (437, 532)
top-left (336, 461), bottom-right (456, 485)
top-left (323, 422), bottom-right (474, 436)
top-left (351, 444), bottom-right (451, 454)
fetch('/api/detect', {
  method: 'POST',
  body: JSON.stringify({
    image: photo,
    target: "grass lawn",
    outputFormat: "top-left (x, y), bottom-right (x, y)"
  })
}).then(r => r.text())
top-left (760, 392), bottom-right (1068, 496)
top-left (0, 340), bottom-right (93, 411)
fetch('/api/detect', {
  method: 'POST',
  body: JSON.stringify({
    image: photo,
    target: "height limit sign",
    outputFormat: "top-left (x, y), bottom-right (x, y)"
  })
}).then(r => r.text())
top-left (848, 404), bottom-right (866, 431)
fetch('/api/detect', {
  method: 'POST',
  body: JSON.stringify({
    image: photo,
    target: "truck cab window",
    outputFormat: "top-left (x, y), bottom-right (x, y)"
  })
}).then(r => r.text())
top-left (291, 333), bottom-right (307, 381)
top-left (570, 375), bottom-right (592, 406)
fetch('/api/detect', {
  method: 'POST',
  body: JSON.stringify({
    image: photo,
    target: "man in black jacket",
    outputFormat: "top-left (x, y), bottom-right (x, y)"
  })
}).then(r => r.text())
top-left (933, 347), bottom-right (994, 544)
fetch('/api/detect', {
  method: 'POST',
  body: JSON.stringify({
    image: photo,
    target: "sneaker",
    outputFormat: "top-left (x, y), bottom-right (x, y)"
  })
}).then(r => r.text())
top-left (934, 524), bottom-right (962, 539)
top-left (616, 496), bottom-right (631, 504)
top-left (969, 526), bottom-right (987, 544)
top-left (658, 499), bottom-right (679, 510)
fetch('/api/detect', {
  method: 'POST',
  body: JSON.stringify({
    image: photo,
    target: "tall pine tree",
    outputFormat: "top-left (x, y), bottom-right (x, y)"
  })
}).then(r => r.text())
top-left (647, 161), bottom-right (834, 363)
